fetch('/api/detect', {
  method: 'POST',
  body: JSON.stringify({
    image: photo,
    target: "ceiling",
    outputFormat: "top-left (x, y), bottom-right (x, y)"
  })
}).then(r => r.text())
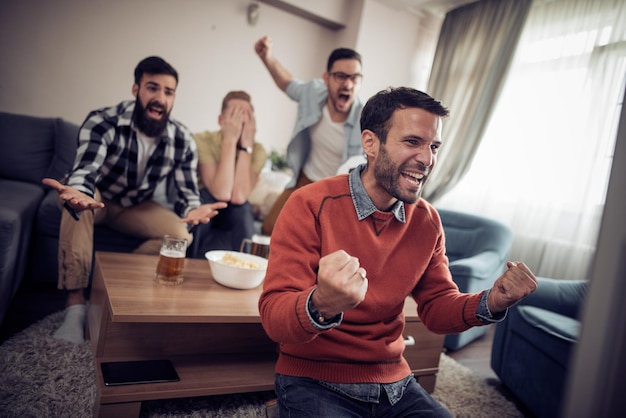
top-left (373, 0), bottom-right (477, 16)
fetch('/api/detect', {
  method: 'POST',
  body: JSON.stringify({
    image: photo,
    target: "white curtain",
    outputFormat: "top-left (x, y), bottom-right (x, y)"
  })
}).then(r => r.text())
top-left (434, 0), bottom-right (626, 281)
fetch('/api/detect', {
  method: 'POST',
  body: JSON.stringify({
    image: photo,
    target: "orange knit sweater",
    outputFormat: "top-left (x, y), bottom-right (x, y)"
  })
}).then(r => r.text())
top-left (259, 173), bottom-right (485, 384)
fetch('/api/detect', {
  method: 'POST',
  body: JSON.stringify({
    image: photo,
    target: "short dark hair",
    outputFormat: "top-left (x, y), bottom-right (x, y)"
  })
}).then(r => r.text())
top-left (134, 56), bottom-right (178, 85)
top-left (327, 48), bottom-right (362, 72)
top-left (221, 90), bottom-right (252, 112)
top-left (360, 87), bottom-right (449, 142)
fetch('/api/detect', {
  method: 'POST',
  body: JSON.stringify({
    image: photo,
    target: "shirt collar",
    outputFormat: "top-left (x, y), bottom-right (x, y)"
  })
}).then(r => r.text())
top-left (119, 100), bottom-right (135, 127)
top-left (345, 95), bottom-right (363, 127)
top-left (348, 164), bottom-right (405, 222)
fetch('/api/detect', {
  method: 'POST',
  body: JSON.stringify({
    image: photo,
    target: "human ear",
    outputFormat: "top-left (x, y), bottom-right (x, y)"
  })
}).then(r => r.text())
top-left (361, 129), bottom-right (378, 158)
top-left (322, 72), bottom-right (330, 87)
top-left (132, 83), bottom-right (138, 97)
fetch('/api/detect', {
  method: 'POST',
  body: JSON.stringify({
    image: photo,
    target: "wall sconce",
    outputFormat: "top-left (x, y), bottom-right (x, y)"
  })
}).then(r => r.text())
top-left (247, 2), bottom-right (260, 25)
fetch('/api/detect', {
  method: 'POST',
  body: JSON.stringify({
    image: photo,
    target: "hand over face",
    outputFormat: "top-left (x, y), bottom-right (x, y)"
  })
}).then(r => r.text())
top-left (219, 103), bottom-right (245, 143)
top-left (240, 106), bottom-right (256, 148)
top-left (312, 250), bottom-right (368, 318)
top-left (181, 201), bottom-right (228, 225)
top-left (42, 178), bottom-right (105, 212)
top-left (488, 261), bottom-right (538, 313)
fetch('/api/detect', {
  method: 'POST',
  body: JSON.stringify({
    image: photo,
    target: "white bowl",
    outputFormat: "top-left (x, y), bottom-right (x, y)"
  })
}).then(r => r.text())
top-left (205, 250), bottom-right (268, 290)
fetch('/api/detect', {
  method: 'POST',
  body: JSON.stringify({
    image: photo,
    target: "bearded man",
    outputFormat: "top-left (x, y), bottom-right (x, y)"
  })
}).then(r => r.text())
top-left (42, 56), bottom-right (227, 344)
top-left (259, 87), bottom-right (538, 417)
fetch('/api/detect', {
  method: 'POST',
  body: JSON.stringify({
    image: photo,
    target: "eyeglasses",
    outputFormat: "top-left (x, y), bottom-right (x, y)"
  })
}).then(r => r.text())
top-left (329, 72), bottom-right (363, 84)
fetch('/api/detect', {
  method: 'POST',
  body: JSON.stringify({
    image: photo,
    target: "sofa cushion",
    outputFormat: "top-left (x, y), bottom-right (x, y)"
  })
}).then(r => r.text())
top-left (518, 305), bottom-right (580, 343)
top-left (0, 112), bottom-right (78, 185)
top-left (0, 112), bottom-right (54, 184)
top-left (48, 118), bottom-right (79, 180)
top-left (521, 278), bottom-right (588, 319)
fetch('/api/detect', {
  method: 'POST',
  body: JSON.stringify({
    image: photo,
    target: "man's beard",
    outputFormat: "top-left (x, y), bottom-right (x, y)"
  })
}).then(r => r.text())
top-left (374, 143), bottom-right (425, 204)
top-left (133, 99), bottom-right (170, 137)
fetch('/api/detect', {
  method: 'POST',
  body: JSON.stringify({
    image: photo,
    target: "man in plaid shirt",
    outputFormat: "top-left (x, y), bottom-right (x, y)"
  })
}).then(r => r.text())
top-left (43, 56), bottom-right (227, 343)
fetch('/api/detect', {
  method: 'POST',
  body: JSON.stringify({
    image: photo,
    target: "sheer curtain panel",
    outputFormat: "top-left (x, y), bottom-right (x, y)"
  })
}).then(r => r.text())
top-left (435, 0), bottom-right (626, 280)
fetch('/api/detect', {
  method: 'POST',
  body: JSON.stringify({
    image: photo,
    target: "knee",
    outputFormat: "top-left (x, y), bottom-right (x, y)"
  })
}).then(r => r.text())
top-left (167, 224), bottom-right (193, 245)
top-left (229, 201), bottom-right (253, 217)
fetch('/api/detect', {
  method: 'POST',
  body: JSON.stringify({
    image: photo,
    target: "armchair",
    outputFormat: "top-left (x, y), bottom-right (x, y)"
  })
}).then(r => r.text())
top-left (491, 277), bottom-right (588, 418)
top-left (437, 208), bottom-right (514, 351)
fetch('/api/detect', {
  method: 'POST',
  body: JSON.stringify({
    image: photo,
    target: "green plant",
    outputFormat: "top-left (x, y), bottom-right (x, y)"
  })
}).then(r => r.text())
top-left (269, 150), bottom-right (288, 171)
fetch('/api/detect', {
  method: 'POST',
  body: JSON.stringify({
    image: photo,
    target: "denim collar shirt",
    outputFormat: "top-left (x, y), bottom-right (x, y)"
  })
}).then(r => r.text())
top-left (283, 78), bottom-right (364, 188)
top-left (305, 164), bottom-right (504, 404)
top-left (348, 163), bottom-right (501, 326)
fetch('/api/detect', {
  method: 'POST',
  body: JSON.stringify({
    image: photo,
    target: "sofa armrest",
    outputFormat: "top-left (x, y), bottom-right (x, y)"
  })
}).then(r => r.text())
top-left (448, 250), bottom-right (503, 280)
top-left (518, 277), bottom-right (588, 319)
top-left (448, 251), bottom-right (505, 295)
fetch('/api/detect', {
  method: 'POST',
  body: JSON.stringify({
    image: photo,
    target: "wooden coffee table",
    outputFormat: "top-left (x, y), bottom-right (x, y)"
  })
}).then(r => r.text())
top-left (87, 251), bottom-right (444, 418)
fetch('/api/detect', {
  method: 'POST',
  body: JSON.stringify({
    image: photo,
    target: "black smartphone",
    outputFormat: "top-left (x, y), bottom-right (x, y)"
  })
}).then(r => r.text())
top-left (100, 359), bottom-right (180, 386)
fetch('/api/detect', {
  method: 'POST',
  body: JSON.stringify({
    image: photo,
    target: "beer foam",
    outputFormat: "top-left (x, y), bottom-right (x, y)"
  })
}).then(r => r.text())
top-left (251, 234), bottom-right (271, 245)
top-left (160, 249), bottom-right (185, 258)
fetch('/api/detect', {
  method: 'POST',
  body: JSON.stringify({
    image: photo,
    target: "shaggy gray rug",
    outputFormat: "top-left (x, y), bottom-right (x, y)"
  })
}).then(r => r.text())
top-left (0, 311), bottom-right (523, 418)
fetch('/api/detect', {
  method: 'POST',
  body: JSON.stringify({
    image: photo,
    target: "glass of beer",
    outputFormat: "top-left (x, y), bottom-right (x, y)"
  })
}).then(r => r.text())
top-left (240, 234), bottom-right (271, 259)
top-left (154, 235), bottom-right (187, 285)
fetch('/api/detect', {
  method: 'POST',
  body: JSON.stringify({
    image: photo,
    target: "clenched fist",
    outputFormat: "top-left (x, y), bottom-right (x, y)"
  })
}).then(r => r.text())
top-left (311, 250), bottom-right (368, 319)
top-left (488, 261), bottom-right (538, 313)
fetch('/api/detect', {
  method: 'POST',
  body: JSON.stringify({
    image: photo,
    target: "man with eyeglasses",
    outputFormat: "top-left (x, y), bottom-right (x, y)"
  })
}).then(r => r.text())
top-left (254, 36), bottom-right (365, 236)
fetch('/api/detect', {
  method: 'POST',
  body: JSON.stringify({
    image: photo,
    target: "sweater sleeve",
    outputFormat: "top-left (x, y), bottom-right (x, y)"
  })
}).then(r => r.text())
top-left (410, 209), bottom-right (486, 333)
top-left (258, 189), bottom-right (328, 343)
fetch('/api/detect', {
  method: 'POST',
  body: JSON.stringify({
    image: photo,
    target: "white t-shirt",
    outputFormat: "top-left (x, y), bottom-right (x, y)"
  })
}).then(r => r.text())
top-left (136, 130), bottom-right (172, 209)
top-left (302, 105), bottom-right (344, 181)
top-left (135, 130), bottom-right (157, 181)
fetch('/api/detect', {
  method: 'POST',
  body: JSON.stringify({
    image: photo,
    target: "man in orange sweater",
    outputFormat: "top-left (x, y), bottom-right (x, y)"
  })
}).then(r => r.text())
top-left (259, 87), bottom-right (537, 417)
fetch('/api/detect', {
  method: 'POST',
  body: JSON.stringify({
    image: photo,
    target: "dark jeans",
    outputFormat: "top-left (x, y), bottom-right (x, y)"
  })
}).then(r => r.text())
top-left (275, 373), bottom-right (452, 418)
top-left (188, 189), bottom-right (255, 258)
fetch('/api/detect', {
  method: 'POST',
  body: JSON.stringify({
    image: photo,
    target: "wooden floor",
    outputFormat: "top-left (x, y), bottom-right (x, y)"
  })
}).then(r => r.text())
top-left (446, 325), bottom-right (534, 417)
top-left (446, 325), bottom-right (499, 380)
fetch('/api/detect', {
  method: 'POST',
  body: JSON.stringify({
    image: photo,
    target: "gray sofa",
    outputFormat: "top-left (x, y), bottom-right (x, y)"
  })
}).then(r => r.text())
top-left (491, 277), bottom-right (588, 418)
top-left (0, 111), bottom-right (144, 326)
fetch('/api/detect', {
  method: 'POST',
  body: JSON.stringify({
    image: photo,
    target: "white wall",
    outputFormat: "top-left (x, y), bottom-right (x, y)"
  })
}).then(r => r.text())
top-left (356, 0), bottom-right (443, 100)
top-left (0, 0), bottom-right (432, 154)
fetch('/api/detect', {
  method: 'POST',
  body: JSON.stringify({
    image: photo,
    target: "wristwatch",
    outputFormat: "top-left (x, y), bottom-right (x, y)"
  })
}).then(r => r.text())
top-left (237, 144), bottom-right (253, 154)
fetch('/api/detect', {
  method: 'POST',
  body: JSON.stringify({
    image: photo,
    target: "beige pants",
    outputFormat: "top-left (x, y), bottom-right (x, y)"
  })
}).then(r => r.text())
top-left (57, 189), bottom-right (193, 290)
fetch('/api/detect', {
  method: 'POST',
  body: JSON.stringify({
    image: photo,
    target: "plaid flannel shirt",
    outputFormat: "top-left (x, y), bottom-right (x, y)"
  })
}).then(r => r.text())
top-left (66, 100), bottom-right (201, 217)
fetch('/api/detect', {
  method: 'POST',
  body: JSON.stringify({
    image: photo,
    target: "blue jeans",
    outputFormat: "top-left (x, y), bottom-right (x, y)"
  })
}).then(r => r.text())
top-left (188, 188), bottom-right (255, 257)
top-left (275, 373), bottom-right (452, 417)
